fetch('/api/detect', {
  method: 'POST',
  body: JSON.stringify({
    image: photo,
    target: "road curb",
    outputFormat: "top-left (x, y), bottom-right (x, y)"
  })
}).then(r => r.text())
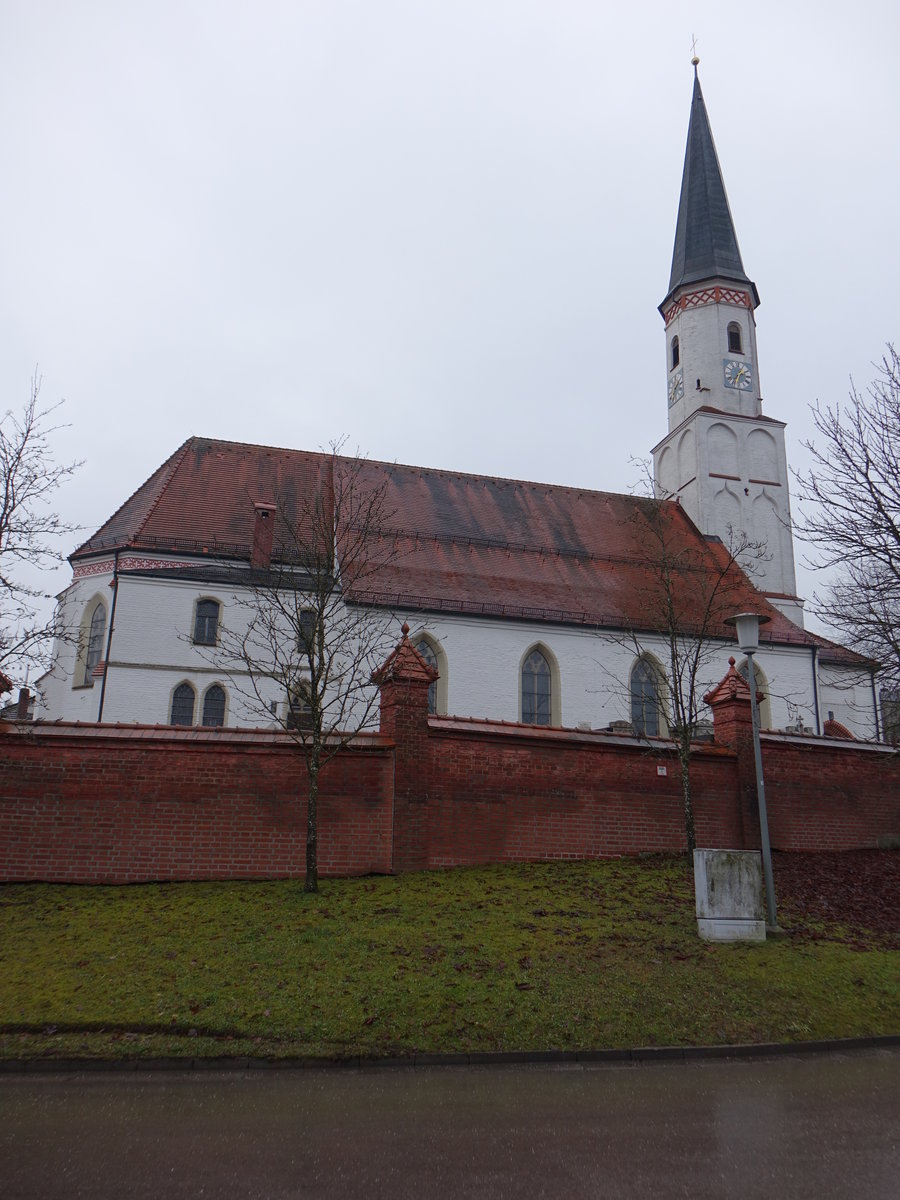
top-left (0, 1034), bottom-right (897, 1074)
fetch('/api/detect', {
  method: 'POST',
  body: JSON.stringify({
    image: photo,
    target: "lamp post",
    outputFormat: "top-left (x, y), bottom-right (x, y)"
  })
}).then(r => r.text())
top-left (725, 612), bottom-right (777, 930)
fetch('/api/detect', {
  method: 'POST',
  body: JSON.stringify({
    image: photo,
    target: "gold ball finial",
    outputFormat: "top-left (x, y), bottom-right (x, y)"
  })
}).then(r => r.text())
top-left (691, 55), bottom-right (700, 67)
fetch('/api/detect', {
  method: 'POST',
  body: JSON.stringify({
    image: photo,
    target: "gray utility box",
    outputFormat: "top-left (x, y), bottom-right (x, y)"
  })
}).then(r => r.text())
top-left (693, 849), bottom-right (766, 941)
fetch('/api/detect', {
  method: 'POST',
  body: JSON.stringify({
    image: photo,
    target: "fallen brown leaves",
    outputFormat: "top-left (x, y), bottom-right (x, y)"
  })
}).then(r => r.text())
top-left (774, 850), bottom-right (900, 949)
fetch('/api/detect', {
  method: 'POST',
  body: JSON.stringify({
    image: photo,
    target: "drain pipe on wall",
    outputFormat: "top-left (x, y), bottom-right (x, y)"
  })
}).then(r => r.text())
top-left (871, 668), bottom-right (882, 742)
top-left (97, 550), bottom-right (120, 723)
top-left (811, 646), bottom-right (822, 735)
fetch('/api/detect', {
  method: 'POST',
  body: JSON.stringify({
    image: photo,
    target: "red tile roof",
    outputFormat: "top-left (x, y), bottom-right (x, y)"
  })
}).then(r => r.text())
top-left (74, 438), bottom-right (330, 559)
top-left (72, 436), bottom-right (858, 654)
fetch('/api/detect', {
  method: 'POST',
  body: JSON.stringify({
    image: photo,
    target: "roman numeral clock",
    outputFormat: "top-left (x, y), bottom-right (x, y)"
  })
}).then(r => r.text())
top-left (723, 359), bottom-right (753, 390)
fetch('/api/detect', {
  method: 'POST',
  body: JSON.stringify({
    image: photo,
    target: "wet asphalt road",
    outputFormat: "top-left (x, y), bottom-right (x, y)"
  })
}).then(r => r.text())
top-left (1, 1048), bottom-right (898, 1198)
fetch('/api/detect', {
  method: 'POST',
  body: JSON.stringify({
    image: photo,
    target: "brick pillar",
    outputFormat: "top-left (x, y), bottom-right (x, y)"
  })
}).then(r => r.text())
top-left (704, 657), bottom-right (760, 850)
top-left (372, 623), bottom-right (438, 871)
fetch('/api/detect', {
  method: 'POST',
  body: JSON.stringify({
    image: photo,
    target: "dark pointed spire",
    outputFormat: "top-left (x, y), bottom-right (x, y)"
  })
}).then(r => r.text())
top-left (665, 67), bottom-right (756, 301)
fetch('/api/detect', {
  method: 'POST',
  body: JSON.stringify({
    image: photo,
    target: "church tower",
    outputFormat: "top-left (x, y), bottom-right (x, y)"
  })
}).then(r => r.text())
top-left (651, 61), bottom-right (802, 624)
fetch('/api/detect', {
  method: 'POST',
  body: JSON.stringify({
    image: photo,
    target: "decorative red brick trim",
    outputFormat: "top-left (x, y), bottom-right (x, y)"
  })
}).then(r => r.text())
top-left (73, 554), bottom-right (216, 580)
top-left (662, 287), bottom-right (753, 327)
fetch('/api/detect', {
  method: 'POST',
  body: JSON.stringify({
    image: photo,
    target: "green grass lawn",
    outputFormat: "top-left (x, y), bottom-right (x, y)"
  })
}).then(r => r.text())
top-left (1, 856), bottom-right (897, 1061)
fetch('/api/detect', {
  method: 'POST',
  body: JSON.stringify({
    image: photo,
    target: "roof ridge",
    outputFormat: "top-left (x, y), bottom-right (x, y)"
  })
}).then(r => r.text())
top-left (351, 452), bottom-right (666, 503)
top-left (185, 434), bottom-right (331, 458)
top-left (111, 433), bottom-right (670, 507)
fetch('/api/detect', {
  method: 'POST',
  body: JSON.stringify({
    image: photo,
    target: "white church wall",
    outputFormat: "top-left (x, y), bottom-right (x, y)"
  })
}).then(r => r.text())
top-left (38, 557), bottom-right (868, 743)
top-left (37, 569), bottom-right (115, 721)
top-left (401, 612), bottom-right (819, 735)
top-left (403, 613), bottom-right (652, 730)
top-left (93, 568), bottom-right (394, 730)
top-left (746, 643), bottom-right (818, 732)
top-left (818, 663), bottom-right (879, 740)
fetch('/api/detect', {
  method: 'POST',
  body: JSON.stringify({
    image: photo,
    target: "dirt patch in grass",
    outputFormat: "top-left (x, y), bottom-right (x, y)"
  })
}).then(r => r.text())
top-left (1, 854), bottom-right (897, 1061)
top-left (774, 850), bottom-right (900, 949)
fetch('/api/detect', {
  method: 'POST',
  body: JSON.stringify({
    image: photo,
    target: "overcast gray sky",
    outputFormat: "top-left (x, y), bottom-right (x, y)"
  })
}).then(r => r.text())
top-left (2, 1), bottom-right (898, 617)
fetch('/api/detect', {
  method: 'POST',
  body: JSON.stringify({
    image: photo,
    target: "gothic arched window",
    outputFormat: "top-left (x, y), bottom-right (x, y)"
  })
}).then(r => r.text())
top-left (671, 335), bottom-right (680, 369)
top-left (630, 657), bottom-right (664, 737)
top-left (522, 649), bottom-right (552, 726)
top-left (737, 659), bottom-right (773, 729)
top-left (84, 601), bottom-right (107, 683)
top-left (201, 684), bottom-right (226, 727)
top-left (727, 322), bottom-right (743, 354)
top-left (170, 682), bottom-right (196, 726)
top-left (414, 638), bottom-right (438, 715)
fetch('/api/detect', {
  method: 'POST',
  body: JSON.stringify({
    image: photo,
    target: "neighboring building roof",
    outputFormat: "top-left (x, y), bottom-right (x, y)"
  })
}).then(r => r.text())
top-left (71, 435), bottom-right (858, 656)
top-left (664, 68), bottom-right (757, 305)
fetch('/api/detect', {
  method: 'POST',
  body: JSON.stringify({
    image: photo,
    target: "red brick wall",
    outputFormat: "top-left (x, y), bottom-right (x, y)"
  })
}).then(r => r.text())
top-left (0, 726), bottom-right (394, 883)
top-left (392, 721), bottom-right (742, 871)
top-left (754, 736), bottom-right (900, 852)
top-left (703, 670), bottom-right (900, 853)
top-left (2, 694), bottom-right (898, 885)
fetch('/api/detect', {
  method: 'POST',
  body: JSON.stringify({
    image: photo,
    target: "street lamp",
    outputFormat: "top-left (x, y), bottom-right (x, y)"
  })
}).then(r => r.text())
top-left (724, 612), bottom-right (777, 929)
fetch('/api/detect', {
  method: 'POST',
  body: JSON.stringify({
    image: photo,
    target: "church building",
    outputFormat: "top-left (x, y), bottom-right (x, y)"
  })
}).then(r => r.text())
top-left (38, 67), bottom-right (879, 741)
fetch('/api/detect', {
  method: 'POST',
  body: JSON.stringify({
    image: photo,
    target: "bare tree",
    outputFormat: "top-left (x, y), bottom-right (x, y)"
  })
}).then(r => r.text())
top-left (212, 447), bottom-right (400, 892)
top-left (0, 374), bottom-right (79, 684)
top-left (794, 346), bottom-right (900, 693)
top-left (619, 488), bottom-right (767, 851)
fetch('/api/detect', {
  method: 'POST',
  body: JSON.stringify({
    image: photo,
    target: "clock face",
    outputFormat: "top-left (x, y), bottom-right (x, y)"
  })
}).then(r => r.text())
top-left (667, 371), bottom-right (684, 407)
top-left (723, 359), bottom-right (753, 390)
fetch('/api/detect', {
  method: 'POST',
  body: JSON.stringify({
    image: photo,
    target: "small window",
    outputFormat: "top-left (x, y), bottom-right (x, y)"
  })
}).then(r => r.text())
top-left (631, 658), bottom-right (663, 738)
top-left (201, 684), bottom-right (226, 727)
top-left (83, 601), bottom-right (107, 685)
top-left (193, 599), bottom-right (220, 646)
top-left (522, 649), bottom-right (551, 726)
top-left (671, 335), bottom-right (680, 369)
top-left (414, 638), bottom-right (438, 715)
top-left (286, 681), bottom-right (313, 730)
top-left (297, 609), bottom-right (317, 655)
top-left (727, 322), bottom-right (743, 354)
top-left (170, 683), bottom-right (196, 726)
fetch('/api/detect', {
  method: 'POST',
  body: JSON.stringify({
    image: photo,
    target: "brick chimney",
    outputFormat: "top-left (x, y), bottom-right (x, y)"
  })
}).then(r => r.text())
top-left (251, 502), bottom-right (276, 569)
